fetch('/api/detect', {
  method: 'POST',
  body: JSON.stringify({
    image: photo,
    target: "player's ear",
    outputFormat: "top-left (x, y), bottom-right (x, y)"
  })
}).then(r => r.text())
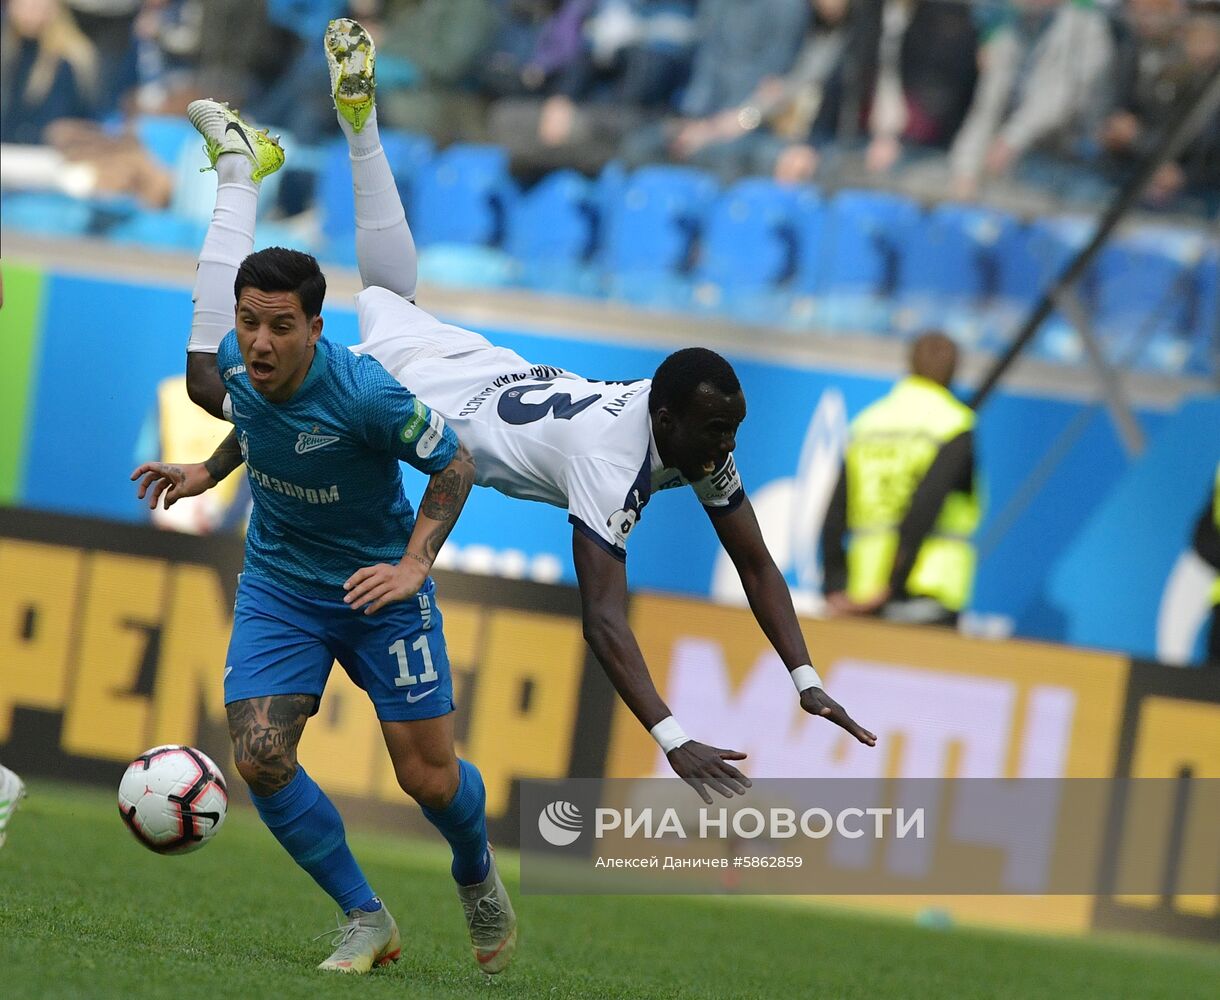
top-left (308, 314), bottom-right (323, 345)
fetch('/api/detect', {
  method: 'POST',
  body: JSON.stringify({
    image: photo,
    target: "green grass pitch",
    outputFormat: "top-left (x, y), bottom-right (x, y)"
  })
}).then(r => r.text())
top-left (1, 781), bottom-right (1216, 1000)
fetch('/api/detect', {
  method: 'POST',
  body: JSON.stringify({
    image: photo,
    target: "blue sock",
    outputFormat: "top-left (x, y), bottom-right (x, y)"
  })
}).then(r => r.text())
top-left (250, 767), bottom-right (379, 914)
top-left (421, 759), bottom-right (490, 886)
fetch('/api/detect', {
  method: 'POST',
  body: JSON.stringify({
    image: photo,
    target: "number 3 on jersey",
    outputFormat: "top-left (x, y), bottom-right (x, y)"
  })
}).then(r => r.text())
top-left (497, 382), bottom-right (601, 424)
top-left (389, 635), bottom-right (439, 687)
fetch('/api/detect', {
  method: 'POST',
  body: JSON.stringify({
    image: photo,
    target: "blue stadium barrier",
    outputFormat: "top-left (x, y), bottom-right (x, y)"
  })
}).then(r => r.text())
top-left (602, 165), bottom-right (718, 308)
top-left (507, 169), bottom-right (600, 295)
top-left (808, 189), bottom-right (922, 334)
top-left (0, 192), bottom-right (96, 238)
top-left (410, 144), bottom-right (516, 247)
top-left (107, 209), bottom-right (207, 251)
top-left (693, 178), bottom-right (811, 324)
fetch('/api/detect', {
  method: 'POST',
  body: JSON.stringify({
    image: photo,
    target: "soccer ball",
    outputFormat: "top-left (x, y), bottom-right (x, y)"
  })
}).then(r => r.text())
top-left (118, 745), bottom-right (229, 854)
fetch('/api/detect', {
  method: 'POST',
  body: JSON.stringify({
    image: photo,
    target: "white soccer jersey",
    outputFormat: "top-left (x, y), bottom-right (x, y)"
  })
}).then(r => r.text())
top-left (354, 287), bottom-right (745, 558)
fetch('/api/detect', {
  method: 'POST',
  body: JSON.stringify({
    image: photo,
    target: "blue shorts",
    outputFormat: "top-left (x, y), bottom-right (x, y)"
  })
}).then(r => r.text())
top-left (225, 572), bottom-right (455, 722)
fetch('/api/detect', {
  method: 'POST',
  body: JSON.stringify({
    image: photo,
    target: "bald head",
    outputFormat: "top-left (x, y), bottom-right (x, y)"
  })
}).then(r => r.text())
top-left (909, 331), bottom-right (958, 387)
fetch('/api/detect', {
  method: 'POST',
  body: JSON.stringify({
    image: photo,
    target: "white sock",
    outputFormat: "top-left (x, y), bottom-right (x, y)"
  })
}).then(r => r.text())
top-left (339, 102), bottom-right (380, 156)
top-left (342, 105), bottom-right (419, 299)
top-left (188, 153), bottom-right (259, 352)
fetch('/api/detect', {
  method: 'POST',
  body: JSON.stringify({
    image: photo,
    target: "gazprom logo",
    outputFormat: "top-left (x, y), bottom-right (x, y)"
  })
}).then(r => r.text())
top-left (538, 801), bottom-right (583, 846)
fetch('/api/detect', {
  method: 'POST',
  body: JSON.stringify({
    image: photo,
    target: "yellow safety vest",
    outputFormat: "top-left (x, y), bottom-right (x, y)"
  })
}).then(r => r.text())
top-left (844, 376), bottom-right (980, 611)
top-left (1211, 462), bottom-right (1220, 606)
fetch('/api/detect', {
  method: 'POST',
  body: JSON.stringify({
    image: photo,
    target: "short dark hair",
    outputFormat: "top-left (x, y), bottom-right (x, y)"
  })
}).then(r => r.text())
top-left (649, 347), bottom-right (742, 415)
top-left (234, 247), bottom-right (326, 319)
top-left (909, 330), bottom-right (958, 387)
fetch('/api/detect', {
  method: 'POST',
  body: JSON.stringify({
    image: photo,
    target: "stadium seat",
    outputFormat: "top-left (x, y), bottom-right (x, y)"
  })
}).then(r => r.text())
top-left (897, 203), bottom-right (1021, 346)
top-left (595, 160), bottom-right (629, 229)
top-left (1186, 242), bottom-right (1218, 377)
top-left (133, 115), bottom-right (198, 170)
top-left (806, 189), bottom-right (921, 333)
top-left (318, 130), bottom-right (435, 252)
top-left (1093, 226), bottom-right (1204, 373)
top-left (601, 165), bottom-right (719, 308)
top-left (416, 245), bottom-right (516, 290)
top-left (693, 179), bottom-right (813, 324)
top-left (785, 191), bottom-right (828, 328)
top-left (1003, 217), bottom-right (1092, 364)
top-left (410, 144), bottom-right (517, 248)
top-left (168, 130), bottom-right (299, 228)
top-left (507, 169), bottom-right (600, 295)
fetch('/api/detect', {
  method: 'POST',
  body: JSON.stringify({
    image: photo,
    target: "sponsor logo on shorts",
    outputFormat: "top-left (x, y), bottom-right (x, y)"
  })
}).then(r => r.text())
top-left (606, 507), bottom-right (638, 546)
top-left (405, 686), bottom-right (438, 704)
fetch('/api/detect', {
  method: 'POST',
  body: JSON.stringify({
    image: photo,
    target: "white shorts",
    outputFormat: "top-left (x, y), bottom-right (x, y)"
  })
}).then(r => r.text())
top-left (353, 286), bottom-right (527, 384)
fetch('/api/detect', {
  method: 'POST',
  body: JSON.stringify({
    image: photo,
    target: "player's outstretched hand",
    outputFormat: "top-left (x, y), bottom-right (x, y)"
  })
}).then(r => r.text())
top-left (343, 561), bottom-right (428, 616)
top-left (799, 687), bottom-right (877, 746)
top-left (667, 741), bottom-right (752, 804)
top-left (130, 462), bottom-right (215, 510)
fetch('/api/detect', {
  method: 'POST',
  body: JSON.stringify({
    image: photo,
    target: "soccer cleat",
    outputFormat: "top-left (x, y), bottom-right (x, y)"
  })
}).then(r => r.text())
top-left (0, 764), bottom-right (27, 850)
top-left (316, 902), bottom-right (401, 974)
top-left (325, 17), bottom-right (376, 133)
top-left (456, 848), bottom-right (517, 975)
top-left (186, 99), bottom-right (284, 182)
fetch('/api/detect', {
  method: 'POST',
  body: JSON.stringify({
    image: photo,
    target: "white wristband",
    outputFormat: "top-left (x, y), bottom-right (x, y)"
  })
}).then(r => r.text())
top-left (790, 664), bottom-right (823, 693)
top-left (650, 716), bottom-right (692, 754)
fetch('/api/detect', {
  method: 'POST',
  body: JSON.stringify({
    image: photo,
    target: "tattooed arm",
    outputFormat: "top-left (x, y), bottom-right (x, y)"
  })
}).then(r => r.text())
top-left (203, 428), bottom-right (244, 483)
top-left (130, 428), bottom-right (244, 510)
top-left (406, 441), bottom-right (476, 569)
top-left (343, 442), bottom-right (477, 615)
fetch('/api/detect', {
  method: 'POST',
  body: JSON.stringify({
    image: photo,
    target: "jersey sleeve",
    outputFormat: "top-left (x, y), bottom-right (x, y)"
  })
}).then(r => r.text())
top-left (216, 330), bottom-right (241, 376)
top-left (354, 355), bottom-right (458, 474)
top-left (564, 455), bottom-right (652, 562)
top-left (690, 453), bottom-right (745, 515)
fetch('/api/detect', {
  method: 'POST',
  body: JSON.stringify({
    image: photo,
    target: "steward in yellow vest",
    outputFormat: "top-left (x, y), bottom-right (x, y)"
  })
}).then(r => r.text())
top-left (1191, 461), bottom-right (1220, 666)
top-left (821, 332), bottom-right (980, 626)
top-left (154, 375), bottom-right (245, 533)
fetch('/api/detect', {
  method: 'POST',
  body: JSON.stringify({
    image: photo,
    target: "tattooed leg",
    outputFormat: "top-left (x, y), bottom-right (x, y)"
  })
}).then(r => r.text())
top-left (232, 693), bottom-right (379, 914)
top-left (226, 694), bottom-right (317, 796)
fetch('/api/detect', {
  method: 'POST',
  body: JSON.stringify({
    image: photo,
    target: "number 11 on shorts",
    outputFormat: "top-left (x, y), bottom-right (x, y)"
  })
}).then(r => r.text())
top-left (389, 635), bottom-right (439, 687)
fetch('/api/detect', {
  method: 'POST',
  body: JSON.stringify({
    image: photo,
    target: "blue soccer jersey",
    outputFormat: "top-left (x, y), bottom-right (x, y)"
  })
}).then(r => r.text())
top-left (217, 331), bottom-right (458, 599)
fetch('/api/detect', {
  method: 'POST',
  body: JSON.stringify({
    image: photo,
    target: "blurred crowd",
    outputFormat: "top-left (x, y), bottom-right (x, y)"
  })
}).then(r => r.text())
top-left (2, 0), bottom-right (1219, 214)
